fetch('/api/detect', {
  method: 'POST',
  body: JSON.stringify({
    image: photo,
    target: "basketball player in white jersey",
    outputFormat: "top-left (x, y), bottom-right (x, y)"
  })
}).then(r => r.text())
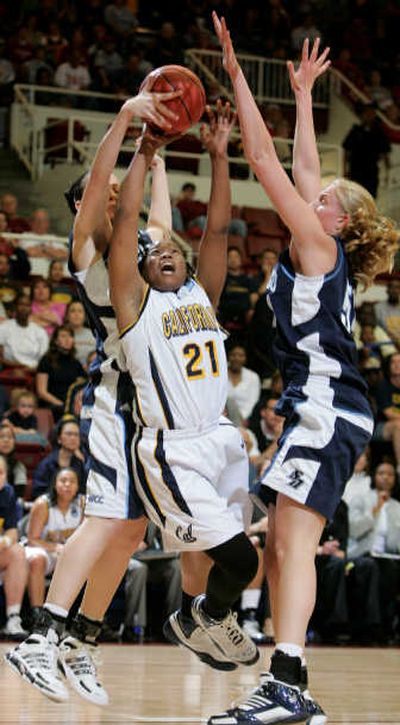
top-left (108, 110), bottom-right (260, 670)
top-left (5, 90), bottom-right (182, 704)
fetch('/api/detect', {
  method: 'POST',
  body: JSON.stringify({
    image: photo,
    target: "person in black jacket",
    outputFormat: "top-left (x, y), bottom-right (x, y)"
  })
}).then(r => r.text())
top-left (32, 418), bottom-right (85, 499)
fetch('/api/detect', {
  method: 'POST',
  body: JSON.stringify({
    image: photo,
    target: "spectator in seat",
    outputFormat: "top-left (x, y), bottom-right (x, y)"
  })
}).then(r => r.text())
top-left (0, 454), bottom-right (28, 639)
top-left (227, 343), bottom-right (261, 423)
top-left (247, 249), bottom-right (278, 380)
top-left (365, 69), bottom-right (393, 111)
top-left (48, 261), bottom-right (73, 306)
top-left (218, 246), bottom-right (256, 339)
top-left (5, 389), bottom-right (46, 445)
top-left (347, 460), bottom-right (400, 642)
top-left (0, 422), bottom-right (28, 503)
top-left (104, 0), bottom-right (138, 38)
top-left (32, 418), bottom-right (85, 500)
top-left (113, 49), bottom-right (152, 96)
top-left (0, 245), bottom-right (31, 298)
top-left (54, 49), bottom-right (91, 104)
top-left (0, 194), bottom-right (30, 234)
top-left (30, 277), bottom-right (66, 337)
top-left (343, 102), bottom-right (391, 198)
top-left (64, 301), bottom-right (95, 366)
top-left (20, 209), bottom-right (68, 262)
top-left (354, 301), bottom-right (397, 364)
top-left (174, 182), bottom-right (247, 238)
top-left (375, 279), bottom-right (400, 350)
top-left (0, 38), bottom-right (16, 106)
top-left (373, 352), bottom-right (400, 475)
top-left (25, 467), bottom-right (84, 621)
top-left (343, 448), bottom-right (372, 506)
top-left (36, 325), bottom-right (86, 421)
top-left (249, 395), bottom-right (284, 474)
top-left (0, 293), bottom-right (49, 371)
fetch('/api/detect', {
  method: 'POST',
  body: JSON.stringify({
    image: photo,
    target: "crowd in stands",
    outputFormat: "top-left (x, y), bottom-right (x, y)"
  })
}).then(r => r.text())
top-left (0, 185), bottom-right (399, 646)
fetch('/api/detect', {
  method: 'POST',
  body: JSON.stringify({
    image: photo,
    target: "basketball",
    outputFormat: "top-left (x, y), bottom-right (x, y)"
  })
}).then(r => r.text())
top-left (139, 65), bottom-right (206, 136)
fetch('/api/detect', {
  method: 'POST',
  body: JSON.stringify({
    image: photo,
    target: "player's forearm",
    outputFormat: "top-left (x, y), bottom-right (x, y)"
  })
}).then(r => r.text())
top-left (147, 158), bottom-right (172, 231)
top-left (232, 68), bottom-right (277, 170)
top-left (204, 152), bottom-right (230, 235)
top-left (292, 90), bottom-right (321, 199)
top-left (90, 107), bottom-right (132, 186)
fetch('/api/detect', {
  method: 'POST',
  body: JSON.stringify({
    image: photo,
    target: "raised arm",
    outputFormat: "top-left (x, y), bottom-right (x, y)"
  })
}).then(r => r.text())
top-left (146, 154), bottom-right (172, 242)
top-left (72, 92), bottom-right (180, 271)
top-left (108, 135), bottom-right (159, 333)
top-left (212, 12), bottom-right (336, 274)
top-left (288, 38), bottom-right (330, 202)
top-left (196, 101), bottom-right (236, 308)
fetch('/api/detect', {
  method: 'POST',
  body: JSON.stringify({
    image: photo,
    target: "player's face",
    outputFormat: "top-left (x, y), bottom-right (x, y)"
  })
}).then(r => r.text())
top-left (312, 183), bottom-right (346, 236)
top-left (107, 174), bottom-right (120, 220)
top-left (144, 241), bottom-right (187, 291)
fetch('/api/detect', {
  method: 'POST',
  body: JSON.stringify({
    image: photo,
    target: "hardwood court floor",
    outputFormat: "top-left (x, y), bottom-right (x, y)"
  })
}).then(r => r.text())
top-left (0, 642), bottom-right (399, 724)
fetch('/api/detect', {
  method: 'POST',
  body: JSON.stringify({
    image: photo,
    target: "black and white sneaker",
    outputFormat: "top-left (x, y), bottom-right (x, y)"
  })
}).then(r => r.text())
top-left (192, 595), bottom-right (259, 667)
top-left (207, 672), bottom-right (310, 724)
top-left (58, 635), bottom-right (109, 705)
top-left (5, 632), bottom-right (69, 702)
top-left (164, 610), bottom-right (237, 671)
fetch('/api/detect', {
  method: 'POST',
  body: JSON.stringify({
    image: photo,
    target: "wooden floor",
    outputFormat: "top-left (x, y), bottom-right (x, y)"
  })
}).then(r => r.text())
top-left (0, 642), bottom-right (399, 724)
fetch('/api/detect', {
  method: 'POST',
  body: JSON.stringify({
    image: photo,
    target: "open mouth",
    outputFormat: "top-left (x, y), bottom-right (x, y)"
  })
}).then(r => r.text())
top-left (161, 263), bottom-right (175, 273)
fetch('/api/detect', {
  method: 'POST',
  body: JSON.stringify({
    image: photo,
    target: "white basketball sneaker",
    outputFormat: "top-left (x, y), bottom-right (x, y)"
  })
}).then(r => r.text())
top-left (58, 635), bottom-right (109, 706)
top-left (164, 609), bottom-right (238, 671)
top-left (5, 632), bottom-right (69, 702)
top-left (191, 595), bottom-right (259, 666)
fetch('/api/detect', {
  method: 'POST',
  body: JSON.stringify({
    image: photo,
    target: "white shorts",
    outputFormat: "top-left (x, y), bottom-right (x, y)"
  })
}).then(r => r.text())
top-left (25, 546), bottom-right (57, 576)
top-left (82, 368), bottom-right (145, 521)
top-left (132, 417), bottom-right (252, 551)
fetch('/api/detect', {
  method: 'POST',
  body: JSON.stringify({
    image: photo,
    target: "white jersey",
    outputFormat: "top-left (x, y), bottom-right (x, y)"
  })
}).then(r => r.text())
top-left (40, 495), bottom-right (84, 543)
top-left (121, 278), bottom-right (228, 431)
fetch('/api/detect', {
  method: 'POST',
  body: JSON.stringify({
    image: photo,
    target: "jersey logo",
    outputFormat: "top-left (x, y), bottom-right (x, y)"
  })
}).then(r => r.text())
top-left (87, 494), bottom-right (105, 505)
top-left (175, 523), bottom-right (197, 543)
top-left (287, 469), bottom-right (304, 489)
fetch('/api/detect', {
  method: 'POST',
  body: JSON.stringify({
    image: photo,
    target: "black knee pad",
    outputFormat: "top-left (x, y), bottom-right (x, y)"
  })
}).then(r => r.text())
top-left (207, 532), bottom-right (259, 588)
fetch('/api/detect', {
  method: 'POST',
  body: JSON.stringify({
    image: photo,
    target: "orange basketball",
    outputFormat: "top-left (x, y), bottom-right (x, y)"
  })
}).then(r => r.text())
top-left (140, 64), bottom-right (206, 136)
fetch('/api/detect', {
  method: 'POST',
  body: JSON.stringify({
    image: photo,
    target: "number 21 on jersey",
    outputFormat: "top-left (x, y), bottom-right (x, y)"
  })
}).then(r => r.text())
top-left (183, 340), bottom-right (219, 379)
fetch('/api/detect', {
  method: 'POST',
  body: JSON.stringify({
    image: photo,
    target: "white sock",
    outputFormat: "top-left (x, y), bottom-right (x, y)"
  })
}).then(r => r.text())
top-left (241, 589), bottom-right (261, 610)
top-left (44, 603), bottom-right (68, 619)
top-left (6, 604), bottom-right (21, 618)
top-left (275, 642), bottom-right (303, 659)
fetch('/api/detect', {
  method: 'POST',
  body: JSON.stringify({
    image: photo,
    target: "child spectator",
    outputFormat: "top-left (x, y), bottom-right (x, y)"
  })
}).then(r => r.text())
top-left (5, 389), bottom-right (47, 445)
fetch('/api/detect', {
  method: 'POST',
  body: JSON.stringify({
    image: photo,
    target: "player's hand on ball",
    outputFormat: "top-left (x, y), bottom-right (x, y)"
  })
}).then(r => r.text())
top-left (200, 99), bottom-right (237, 157)
top-left (122, 90), bottom-right (182, 132)
top-left (287, 37), bottom-right (330, 95)
top-left (212, 12), bottom-right (240, 80)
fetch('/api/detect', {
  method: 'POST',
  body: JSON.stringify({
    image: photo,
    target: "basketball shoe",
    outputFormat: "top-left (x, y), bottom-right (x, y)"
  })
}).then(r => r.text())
top-left (5, 630), bottom-right (69, 702)
top-left (164, 609), bottom-right (238, 671)
top-left (58, 636), bottom-right (108, 705)
top-left (191, 595), bottom-right (259, 666)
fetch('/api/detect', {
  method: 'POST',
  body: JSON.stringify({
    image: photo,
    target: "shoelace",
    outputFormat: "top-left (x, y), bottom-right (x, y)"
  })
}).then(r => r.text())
top-left (213, 612), bottom-right (244, 645)
top-left (21, 639), bottom-right (58, 672)
top-left (65, 644), bottom-right (100, 678)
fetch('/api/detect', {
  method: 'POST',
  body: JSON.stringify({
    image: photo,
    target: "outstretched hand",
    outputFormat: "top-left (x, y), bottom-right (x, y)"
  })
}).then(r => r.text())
top-left (200, 100), bottom-right (237, 157)
top-left (287, 38), bottom-right (330, 95)
top-left (212, 11), bottom-right (240, 80)
top-left (121, 90), bottom-right (182, 133)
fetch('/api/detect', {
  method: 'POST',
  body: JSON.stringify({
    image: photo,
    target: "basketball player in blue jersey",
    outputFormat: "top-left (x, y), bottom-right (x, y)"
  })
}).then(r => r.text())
top-left (211, 15), bottom-right (399, 725)
top-left (5, 90), bottom-right (183, 704)
top-left (108, 107), bottom-right (261, 674)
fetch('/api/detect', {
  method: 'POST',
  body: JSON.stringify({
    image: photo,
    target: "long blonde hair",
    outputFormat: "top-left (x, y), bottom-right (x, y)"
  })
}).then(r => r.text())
top-left (334, 178), bottom-right (399, 288)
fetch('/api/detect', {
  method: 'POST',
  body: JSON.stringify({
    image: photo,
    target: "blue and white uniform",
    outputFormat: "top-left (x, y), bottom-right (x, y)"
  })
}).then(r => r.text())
top-left (258, 239), bottom-right (373, 519)
top-left (68, 235), bottom-right (147, 520)
top-left (120, 277), bottom-right (251, 550)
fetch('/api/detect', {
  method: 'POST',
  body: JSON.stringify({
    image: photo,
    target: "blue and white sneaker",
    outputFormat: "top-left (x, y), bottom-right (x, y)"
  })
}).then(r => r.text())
top-left (207, 672), bottom-right (318, 724)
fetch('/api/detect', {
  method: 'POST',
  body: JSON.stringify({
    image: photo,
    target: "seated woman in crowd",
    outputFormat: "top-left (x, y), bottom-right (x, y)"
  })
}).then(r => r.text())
top-left (30, 277), bottom-right (66, 337)
top-left (0, 454), bottom-right (28, 639)
top-left (0, 421), bottom-right (28, 505)
top-left (36, 325), bottom-right (86, 421)
top-left (48, 260), bottom-right (74, 306)
top-left (348, 460), bottom-right (400, 641)
top-left (64, 300), bottom-right (95, 367)
top-left (25, 467), bottom-right (84, 625)
top-left (32, 417), bottom-right (85, 500)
